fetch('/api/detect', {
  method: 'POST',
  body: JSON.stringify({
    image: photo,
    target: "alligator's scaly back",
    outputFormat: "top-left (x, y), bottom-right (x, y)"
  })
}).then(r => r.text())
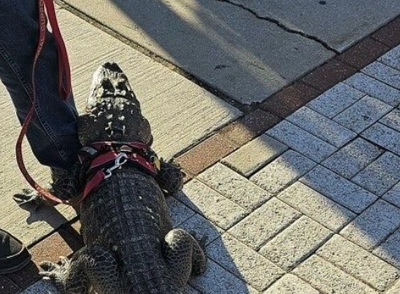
top-left (39, 63), bottom-right (207, 294)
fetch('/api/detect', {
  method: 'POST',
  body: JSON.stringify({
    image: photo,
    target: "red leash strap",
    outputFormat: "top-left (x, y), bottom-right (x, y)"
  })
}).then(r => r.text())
top-left (15, 0), bottom-right (73, 205)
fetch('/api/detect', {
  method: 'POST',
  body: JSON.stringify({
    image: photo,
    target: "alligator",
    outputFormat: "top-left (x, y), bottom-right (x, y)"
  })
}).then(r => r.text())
top-left (37, 62), bottom-right (207, 293)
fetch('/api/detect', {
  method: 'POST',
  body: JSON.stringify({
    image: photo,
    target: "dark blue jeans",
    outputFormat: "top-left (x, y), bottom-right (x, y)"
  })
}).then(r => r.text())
top-left (0, 0), bottom-right (81, 169)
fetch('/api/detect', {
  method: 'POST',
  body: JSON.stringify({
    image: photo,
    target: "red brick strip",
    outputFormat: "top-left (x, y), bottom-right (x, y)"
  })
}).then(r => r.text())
top-left (371, 17), bottom-right (400, 47)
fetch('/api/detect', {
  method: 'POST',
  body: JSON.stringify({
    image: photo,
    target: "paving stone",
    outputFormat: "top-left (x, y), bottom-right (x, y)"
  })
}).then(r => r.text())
top-left (307, 82), bottom-right (365, 118)
top-left (387, 278), bottom-right (400, 294)
top-left (167, 196), bottom-right (196, 227)
top-left (251, 150), bottom-right (316, 195)
top-left (197, 163), bottom-right (272, 211)
top-left (277, 182), bottom-right (356, 232)
top-left (228, 198), bottom-right (301, 250)
top-left (0, 276), bottom-right (20, 294)
top-left (380, 109), bottom-right (400, 132)
top-left (222, 134), bottom-right (288, 177)
top-left (362, 62), bottom-right (400, 90)
top-left (175, 180), bottom-right (247, 230)
top-left (267, 121), bottom-right (337, 162)
top-left (287, 106), bottom-right (356, 147)
top-left (343, 72), bottom-right (400, 107)
top-left (293, 255), bottom-right (377, 294)
top-left (374, 229), bottom-right (400, 269)
top-left (383, 181), bottom-right (400, 208)
top-left (333, 95), bottom-right (392, 133)
top-left (371, 17), bottom-right (400, 47)
top-left (263, 274), bottom-right (320, 294)
top-left (317, 234), bottom-right (400, 291)
top-left (352, 152), bottom-right (400, 196)
top-left (340, 200), bottom-right (400, 250)
top-left (322, 138), bottom-right (384, 179)
top-left (300, 165), bottom-right (377, 213)
top-left (379, 45), bottom-right (400, 71)
top-left (207, 233), bottom-right (284, 291)
top-left (184, 285), bottom-right (200, 294)
top-left (178, 213), bottom-right (223, 246)
top-left (189, 259), bottom-right (258, 294)
top-left (362, 122), bottom-right (400, 156)
top-left (259, 216), bottom-right (332, 271)
top-left (6, 262), bottom-right (41, 290)
top-left (19, 279), bottom-right (60, 294)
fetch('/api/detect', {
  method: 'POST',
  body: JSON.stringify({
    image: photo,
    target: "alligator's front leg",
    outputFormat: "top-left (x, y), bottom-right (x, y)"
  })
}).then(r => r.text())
top-left (40, 245), bottom-right (124, 294)
top-left (155, 160), bottom-right (185, 195)
top-left (163, 229), bottom-right (207, 289)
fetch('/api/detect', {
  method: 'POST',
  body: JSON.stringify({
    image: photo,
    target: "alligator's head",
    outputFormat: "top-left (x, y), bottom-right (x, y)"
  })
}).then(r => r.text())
top-left (78, 62), bottom-right (152, 146)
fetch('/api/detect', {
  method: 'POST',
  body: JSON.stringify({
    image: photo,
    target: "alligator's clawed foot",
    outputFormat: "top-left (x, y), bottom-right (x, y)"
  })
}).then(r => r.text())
top-left (13, 189), bottom-right (52, 211)
top-left (40, 258), bottom-right (70, 290)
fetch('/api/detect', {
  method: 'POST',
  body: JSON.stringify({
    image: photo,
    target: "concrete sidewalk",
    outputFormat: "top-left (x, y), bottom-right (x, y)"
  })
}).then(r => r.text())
top-left (2, 1), bottom-right (400, 294)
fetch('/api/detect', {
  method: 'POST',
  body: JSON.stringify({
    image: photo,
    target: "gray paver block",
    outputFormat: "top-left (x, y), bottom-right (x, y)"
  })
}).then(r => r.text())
top-left (178, 213), bottom-right (223, 246)
top-left (387, 279), bottom-right (400, 294)
top-left (167, 196), bottom-right (196, 227)
top-left (374, 229), bottom-right (400, 270)
top-left (207, 233), bottom-right (284, 291)
top-left (380, 108), bottom-right (400, 132)
top-left (322, 137), bottom-right (384, 179)
top-left (267, 121), bottom-right (337, 162)
top-left (228, 198), bottom-right (301, 250)
top-left (344, 72), bottom-right (400, 107)
top-left (300, 165), bottom-right (377, 213)
top-left (383, 181), bottom-right (400, 208)
top-left (277, 182), bottom-right (356, 232)
top-left (352, 152), bottom-right (400, 196)
top-left (362, 62), bottom-right (400, 90)
top-left (340, 200), bottom-right (400, 250)
top-left (184, 285), bottom-right (201, 294)
top-left (307, 83), bottom-right (365, 118)
top-left (175, 180), bottom-right (247, 230)
top-left (317, 234), bottom-right (400, 291)
top-left (293, 255), bottom-right (377, 294)
top-left (222, 134), bottom-right (288, 177)
top-left (263, 274), bottom-right (320, 294)
top-left (259, 216), bottom-right (332, 271)
top-left (19, 279), bottom-right (60, 294)
top-left (250, 150), bottom-right (316, 195)
top-left (287, 107), bottom-right (356, 147)
top-left (362, 123), bottom-right (400, 156)
top-left (189, 259), bottom-right (258, 294)
top-left (379, 46), bottom-right (400, 71)
top-left (197, 163), bottom-right (272, 211)
top-left (333, 95), bottom-right (392, 133)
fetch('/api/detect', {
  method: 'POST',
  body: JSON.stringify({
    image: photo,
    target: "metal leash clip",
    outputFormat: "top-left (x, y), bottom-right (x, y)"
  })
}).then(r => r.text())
top-left (104, 153), bottom-right (129, 179)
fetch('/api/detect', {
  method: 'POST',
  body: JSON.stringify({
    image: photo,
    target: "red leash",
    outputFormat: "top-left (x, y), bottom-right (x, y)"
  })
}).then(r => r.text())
top-left (15, 0), bottom-right (72, 205)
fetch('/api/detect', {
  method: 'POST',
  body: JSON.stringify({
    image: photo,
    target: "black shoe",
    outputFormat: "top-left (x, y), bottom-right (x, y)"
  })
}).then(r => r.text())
top-left (0, 229), bottom-right (31, 274)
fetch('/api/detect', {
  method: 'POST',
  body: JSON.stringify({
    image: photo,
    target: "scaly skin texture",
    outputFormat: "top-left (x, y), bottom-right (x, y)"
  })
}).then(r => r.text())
top-left (39, 62), bottom-right (207, 293)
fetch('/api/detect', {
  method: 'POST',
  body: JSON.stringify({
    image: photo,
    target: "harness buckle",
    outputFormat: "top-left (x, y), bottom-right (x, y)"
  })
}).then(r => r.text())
top-left (104, 153), bottom-right (128, 179)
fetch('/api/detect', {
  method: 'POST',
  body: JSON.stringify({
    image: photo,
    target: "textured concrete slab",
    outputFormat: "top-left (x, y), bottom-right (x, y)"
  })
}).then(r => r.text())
top-left (387, 279), bottom-right (400, 294)
top-left (380, 109), bottom-right (400, 132)
top-left (250, 150), bottom-right (316, 195)
top-left (340, 200), bottom-right (400, 250)
top-left (287, 107), bottom-right (356, 147)
top-left (63, 0), bottom-right (334, 104)
top-left (333, 96), bottom-right (392, 133)
top-left (277, 182), bottom-right (356, 232)
top-left (259, 216), bottom-right (332, 271)
top-left (19, 279), bottom-right (60, 294)
top-left (0, 6), bottom-right (240, 245)
top-left (294, 255), bottom-right (377, 294)
top-left (352, 152), bottom-right (400, 196)
top-left (379, 46), bottom-right (400, 71)
top-left (197, 163), bottom-right (272, 211)
top-left (229, 0), bottom-right (400, 51)
top-left (228, 198), bottom-right (301, 250)
top-left (362, 123), bottom-right (400, 156)
top-left (383, 181), bottom-right (400, 209)
top-left (263, 274), bottom-right (320, 294)
top-left (300, 165), bottom-right (377, 213)
top-left (267, 121), bottom-right (337, 162)
top-left (322, 138), bottom-right (384, 179)
top-left (374, 229), bottom-right (400, 269)
top-left (362, 62), bottom-right (400, 90)
top-left (207, 233), bottom-right (284, 291)
top-left (167, 196), bottom-right (196, 227)
top-left (344, 73), bottom-right (400, 107)
top-left (307, 83), bottom-right (365, 118)
top-left (317, 234), bottom-right (400, 291)
top-left (222, 134), bottom-right (288, 177)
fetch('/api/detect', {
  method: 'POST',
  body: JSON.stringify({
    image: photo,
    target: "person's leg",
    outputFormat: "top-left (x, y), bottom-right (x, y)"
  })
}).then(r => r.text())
top-left (0, 0), bottom-right (81, 170)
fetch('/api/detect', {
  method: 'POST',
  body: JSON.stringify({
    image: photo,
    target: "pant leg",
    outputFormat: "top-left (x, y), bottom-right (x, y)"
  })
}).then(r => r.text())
top-left (0, 0), bottom-right (81, 170)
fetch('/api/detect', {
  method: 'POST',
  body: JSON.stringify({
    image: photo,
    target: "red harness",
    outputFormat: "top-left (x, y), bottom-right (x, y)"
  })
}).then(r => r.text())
top-left (78, 141), bottom-right (161, 203)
